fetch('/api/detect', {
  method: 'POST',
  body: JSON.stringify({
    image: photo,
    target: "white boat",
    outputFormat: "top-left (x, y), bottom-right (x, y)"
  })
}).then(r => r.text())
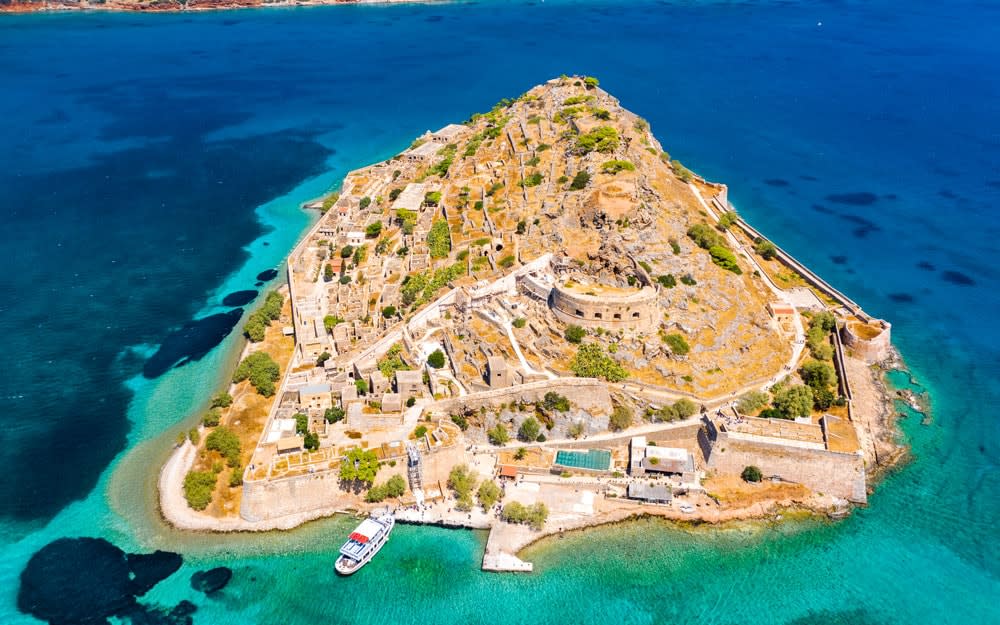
top-left (335, 513), bottom-right (395, 575)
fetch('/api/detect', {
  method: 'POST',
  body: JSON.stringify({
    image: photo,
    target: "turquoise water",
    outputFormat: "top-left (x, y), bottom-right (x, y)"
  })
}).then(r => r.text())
top-left (1, 1), bottom-right (998, 623)
top-left (555, 449), bottom-right (613, 470)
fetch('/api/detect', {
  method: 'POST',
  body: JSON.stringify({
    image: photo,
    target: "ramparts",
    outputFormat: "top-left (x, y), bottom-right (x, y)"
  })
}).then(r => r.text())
top-left (430, 378), bottom-right (612, 415)
top-left (841, 319), bottom-right (892, 363)
top-left (550, 282), bottom-right (658, 332)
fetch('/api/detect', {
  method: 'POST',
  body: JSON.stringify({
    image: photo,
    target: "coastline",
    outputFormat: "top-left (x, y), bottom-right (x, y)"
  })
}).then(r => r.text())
top-left (149, 79), bottom-right (915, 575)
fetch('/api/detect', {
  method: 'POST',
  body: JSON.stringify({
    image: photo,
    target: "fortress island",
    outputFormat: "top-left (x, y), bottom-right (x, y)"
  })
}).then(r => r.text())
top-left (159, 77), bottom-right (907, 571)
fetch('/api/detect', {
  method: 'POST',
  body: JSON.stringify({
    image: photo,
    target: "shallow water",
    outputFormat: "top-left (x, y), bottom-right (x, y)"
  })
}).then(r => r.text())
top-left (0, 1), bottom-right (997, 623)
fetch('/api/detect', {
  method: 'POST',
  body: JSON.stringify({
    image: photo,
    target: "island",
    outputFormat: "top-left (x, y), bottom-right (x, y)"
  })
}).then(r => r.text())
top-left (159, 76), bottom-right (908, 572)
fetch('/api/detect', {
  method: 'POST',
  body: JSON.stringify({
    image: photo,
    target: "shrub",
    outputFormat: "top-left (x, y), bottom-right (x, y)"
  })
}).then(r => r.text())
top-left (742, 465), bottom-right (763, 483)
top-left (609, 404), bottom-right (634, 431)
top-left (583, 76), bottom-right (599, 89)
top-left (339, 274), bottom-right (352, 285)
top-left (414, 425), bottom-right (428, 439)
top-left (427, 349), bottom-right (446, 369)
top-left (687, 223), bottom-right (725, 250)
top-left (754, 239), bottom-right (778, 260)
top-left (657, 274), bottom-right (676, 288)
top-left (210, 391), bottom-right (233, 409)
top-left (324, 314), bottom-right (344, 332)
top-left (424, 191), bottom-right (442, 206)
top-left (736, 391), bottom-right (770, 415)
top-left (670, 239), bottom-right (682, 255)
top-left (810, 311), bottom-right (837, 333)
top-left (672, 159), bottom-right (694, 182)
top-left (389, 187), bottom-right (403, 201)
top-left (542, 391), bottom-right (570, 412)
top-left (233, 351), bottom-right (280, 397)
top-left (325, 406), bottom-right (345, 423)
top-left (708, 245), bottom-right (743, 274)
top-left (183, 471), bottom-right (217, 510)
top-left (451, 413), bottom-right (468, 430)
top-left (680, 274), bottom-right (697, 286)
top-left (601, 160), bottom-right (635, 174)
top-left (202, 408), bottom-right (221, 427)
top-left (303, 431), bottom-right (319, 451)
top-left (340, 245), bottom-right (354, 259)
top-left (323, 263), bottom-right (335, 282)
top-left (355, 378), bottom-right (368, 395)
top-left (518, 417), bottom-right (541, 442)
top-left (564, 324), bottom-right (586, 344)
top-left (512, 317), bottom-right (527, 329)
top-left (570, 344), bottom-right (628, 382)
top-left (663, 333), bottom-right (690, 356)
top-left (205, 426), bottom-right (241, 467)
top-left (813, 387), bottom-right (835, 410)
top-left (477, 480), bottom-right (502, 510)
top-left (674, 398), bottom-right (698, 419)
top-left (569, 170), bottom-right (591, 190)
top-left (382, 305), bottom-right (397, 319)
top-left (365, 221), bottom-right (382, 238)
top-left (316, 351), bottom-right (331, 366)
top-left (499, 255), bottom-right (516, 268)
top-left (427, 219), bottom-right (451, 258)
top-left (717, 210), bottom-right (738, 230)
top-left (575, 126), bottom-right (619, 154)
top-left (487, 424), bottom-right (510, 445)
top-left (516, 219), bottom-right (527, 234)
top-left (229, 464), bottom-right (243, 487)
top-left (359, 196), bottom-right (372, 210)
top-left (568, 421), bottom-right (585, 439)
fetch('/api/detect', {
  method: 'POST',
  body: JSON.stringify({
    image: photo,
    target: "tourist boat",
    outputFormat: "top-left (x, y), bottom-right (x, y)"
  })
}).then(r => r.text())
top-left (335, 513), bottom-right (395, 575)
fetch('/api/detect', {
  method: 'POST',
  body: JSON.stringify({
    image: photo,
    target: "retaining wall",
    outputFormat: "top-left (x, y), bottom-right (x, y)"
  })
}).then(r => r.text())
top-left (430, 378), bottom-right (612, 415)
top-left (241, 469), bottom-right (342, 523)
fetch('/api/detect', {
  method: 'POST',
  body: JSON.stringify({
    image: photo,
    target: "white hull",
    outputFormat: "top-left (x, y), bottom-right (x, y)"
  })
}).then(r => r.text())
top-left (335, 514), bottom-right (394, 575)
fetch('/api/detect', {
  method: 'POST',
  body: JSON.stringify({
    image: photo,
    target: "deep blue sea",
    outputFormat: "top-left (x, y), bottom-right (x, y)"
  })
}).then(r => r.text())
top-left (1, 1), bottom-right (997, 623)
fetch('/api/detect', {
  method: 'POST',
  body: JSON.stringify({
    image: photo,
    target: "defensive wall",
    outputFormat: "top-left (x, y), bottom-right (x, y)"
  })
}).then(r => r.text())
top-left (841, 319), bottom-right (892, 363)
top-left (703, 420), bottom-right (867, 503)
top-left (241, 467), bottom-right (342, 523)
top-left (430, 377), bottom-right (613, 416)
top-left (550, 283), bottom-right (658, 332)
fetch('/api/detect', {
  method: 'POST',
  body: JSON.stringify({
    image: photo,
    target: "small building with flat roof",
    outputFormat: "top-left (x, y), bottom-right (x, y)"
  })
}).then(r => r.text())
top-left (381, 392), bottom-right (403, 414)
top-left (486, 356), bottom-right (510, 389)
top-left (627, 482), bottom-right (672, 505)
top-left (402, 141), bottom-right (440, 163)
top-left (391, 182), bottom-right (428, 213)
top-left (298, 383), bottom-right (332, 412)
top-left (276, 436), bottom-right (304, 455)
top-left (395, 369), bottom-right (424, 401)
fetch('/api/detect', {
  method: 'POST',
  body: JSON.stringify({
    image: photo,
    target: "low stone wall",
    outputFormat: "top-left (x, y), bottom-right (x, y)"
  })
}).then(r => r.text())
top-left (241, 469), bottom-right (343, 523)
top-left (706, 431), bottom-right (867, 503)
top-left (430, 378), bottom-right (612, 415)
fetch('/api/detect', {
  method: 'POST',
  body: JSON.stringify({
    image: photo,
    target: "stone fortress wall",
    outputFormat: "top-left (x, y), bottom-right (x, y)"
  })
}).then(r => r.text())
top-left (549, 282), bottom-right (659, 332)
top-left (840, 319), bottom-right (892, 363)
top-left (242, 468), bottom-right (341, 523)
top-left (431, 377), bottom-right (613, 416)
top-left (703, 421), bottom-right (867, 503)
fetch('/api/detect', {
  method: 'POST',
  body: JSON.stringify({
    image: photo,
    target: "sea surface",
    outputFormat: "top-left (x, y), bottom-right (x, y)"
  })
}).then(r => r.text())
top-left (1, 1), bottom-right (997, 623)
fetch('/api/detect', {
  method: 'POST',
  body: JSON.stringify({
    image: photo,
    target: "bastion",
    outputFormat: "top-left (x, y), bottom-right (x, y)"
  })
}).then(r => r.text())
top-left (841, 318), bottom-right (892, 362)
top-left (549, 280), bottom-right (658, 332)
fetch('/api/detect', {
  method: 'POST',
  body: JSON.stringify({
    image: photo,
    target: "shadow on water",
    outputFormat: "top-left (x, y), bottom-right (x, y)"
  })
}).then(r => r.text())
top-left (142, 309), bottom-right (244, 379)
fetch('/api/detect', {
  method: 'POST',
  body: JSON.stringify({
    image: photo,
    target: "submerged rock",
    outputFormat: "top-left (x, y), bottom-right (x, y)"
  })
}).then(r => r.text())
top-left (256, 268), bottom-right (279, 282)
top-left (190, 567), bottom-right (233, 594)
top-left (18, 537), bottom-right (183, 625)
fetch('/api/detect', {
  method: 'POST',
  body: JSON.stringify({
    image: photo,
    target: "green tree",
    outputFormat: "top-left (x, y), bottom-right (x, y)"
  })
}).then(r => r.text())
top-left (427, 349), bottom-right (446, 369)
top-left (741, 465), bottom-right (763, 483)
top-left (800, 359), bottom-right (836, 390)
top-left (575, 126), bottom-right (619, 154)
top-left (324, 263), bottom-right (335, 282)
top-left (205, 426), bottom-right (241, 467)
top-left (355, 378), bottom-right (368, 395)
top-left (210, 391), bottom-right (233, 409)
top-left (359, 196), bottom-right (372, 210)
top-left (340, 245), bottom-right (354, 259)
top-left (293, 412), bottom-right (309, 435)
top-left (303, 431), bottom-right (320, 452)
top-left (609, 404), bottom-right (634, 431)
top-left (233, 351), bottom-right (280, 397)
top-left (501, 501), bottom-right (548, 530)
top-left (243, 314), bottom-right (266, 342)
top-left (451, 413), bottom-right (469, 430)
top-left (316, 351), bottom-right (331, 366)
top-left (477, 480), bottom-right (502, 510)
top-left (487, 423), bottom-right (510, 446)
top-left (424, 191), bottom-right (442, 206)
top-left (813, 387), bottom-right (835, 411)
top-left (448, 464), bottom-right (478, 511)
top-left (382, 305), bottom-right (397, 319)
top-left (183, 471), bottom-right (217, 510)
top-left (324, 406), bottom-right (345, 423)
top-left (717, 210), bottom-right (738, 230)
top-left (570, 344), bottom-right (628, 382)
top-left (736, 391), bottom-right (770, 415)
top-left (512, 317), bottom-right (527, 329)
top-left (414, 425), bottom-right (428, 439)
top-left (340, 448), bottom-right (380, 485)
top-left (583, 76), bottom-right (600, 89)
top-left (564, 324), bottom-right (586, 344)
top-left (773, 385), bottom-right (814, 419)
top-left (324, 314), bottom-right (344, 332)
top-left (687, 223), bottom-right (726, 250)
top-left (518, 417), bottom-right (541, 442)
top-left (810, 310), bottom-right (837, 333)
top-left (657, 274), bottom-right (677, 288)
